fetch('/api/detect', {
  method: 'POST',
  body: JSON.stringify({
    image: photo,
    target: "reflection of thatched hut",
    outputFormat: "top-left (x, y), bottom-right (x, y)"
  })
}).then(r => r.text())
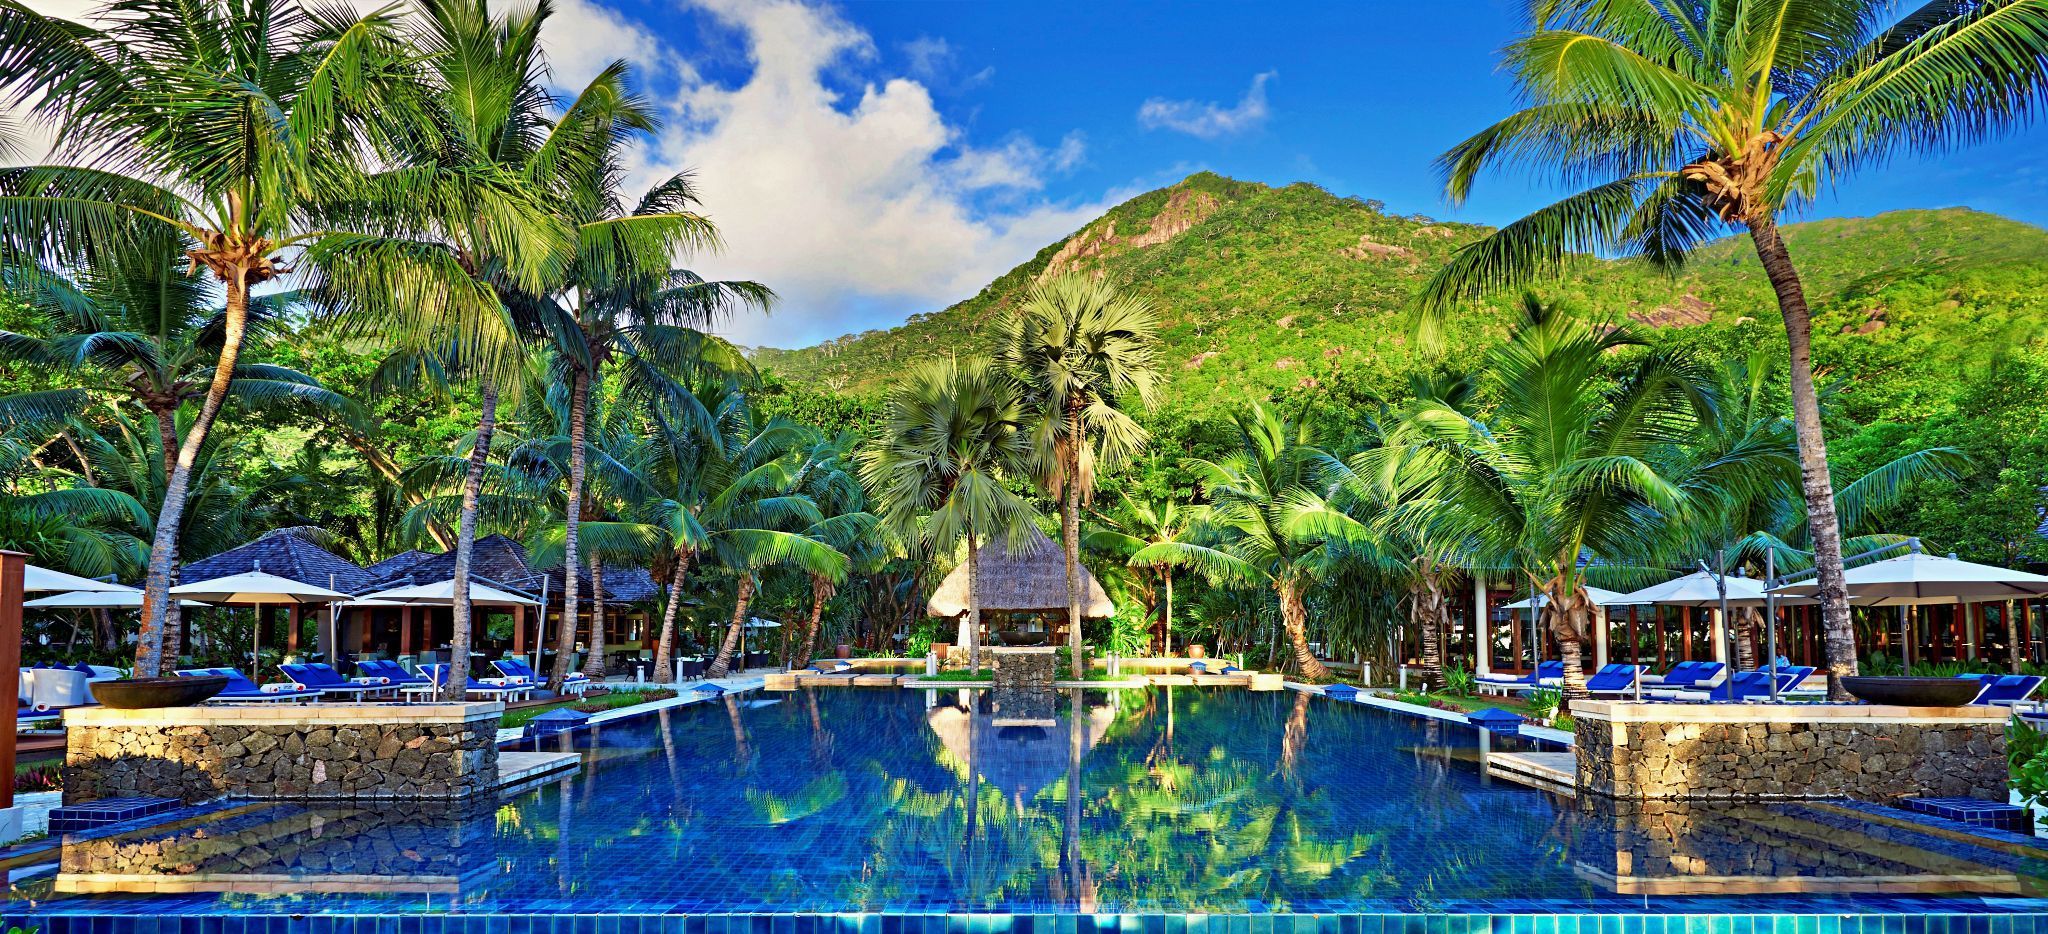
top-left (926, 528), bottom-right (1114, 647)
top-left (926, 702), bottom-right (1118, 802)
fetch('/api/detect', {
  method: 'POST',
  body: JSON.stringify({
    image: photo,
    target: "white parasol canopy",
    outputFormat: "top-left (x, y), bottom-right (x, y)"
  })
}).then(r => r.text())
top-left (1768, 550), bottom-right (2048, 606)
top-left (25, 590), bottom-right (204, 609)
top-left (1503, 587), bottom-right (1642, 610)
top-left (357, 580), bottom-right (540, 607)
top-left (1619, 570), bottom-right (1818, 607)
top-left (24, 564), bottom-right (132, 594)
top-left (169, 570), bottom-right (350, 604)
top-left (745, 617), bottom-right (782, 629)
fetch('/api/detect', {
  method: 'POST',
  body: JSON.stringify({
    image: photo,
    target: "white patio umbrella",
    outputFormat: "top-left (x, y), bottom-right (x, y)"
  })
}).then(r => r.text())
top-left (171, 570), bottom-right (352, 667)
top-left (1619, 570), bottom-right (1821, 607)
top-left (358, 580), bottom-right (540, 607)
top-left (1502, 587), bottom-right (1642, 610)
top-left (1770, 548), bottom-right (2048, 670)
top-left (169, 570), bottom-right (351, 604)
top-left (25, 590), bottom-right (204, 609)
top-left (24, 564), bottom-right (132, 593)
top-left (1769, 550), bottom-right (2048, 605)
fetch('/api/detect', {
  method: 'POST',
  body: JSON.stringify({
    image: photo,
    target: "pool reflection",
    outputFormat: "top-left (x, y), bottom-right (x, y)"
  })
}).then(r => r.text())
top-left (17, 686), bottom-right (2048, 914)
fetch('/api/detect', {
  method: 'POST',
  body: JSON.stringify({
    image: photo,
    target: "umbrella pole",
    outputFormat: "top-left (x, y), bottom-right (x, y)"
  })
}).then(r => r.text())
top-left (1764, 551), bottom-right (1779, 703)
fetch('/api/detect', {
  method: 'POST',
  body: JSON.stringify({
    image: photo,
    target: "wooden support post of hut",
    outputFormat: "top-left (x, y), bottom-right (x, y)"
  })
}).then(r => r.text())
top-left (925, 529), bottom-right (1114, 668)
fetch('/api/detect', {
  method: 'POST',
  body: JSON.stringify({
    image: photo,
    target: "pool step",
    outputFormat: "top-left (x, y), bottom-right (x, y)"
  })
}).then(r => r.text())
top-left (1487, 751), bottom-right (1577, 796)
top-left (47, 796), bottom-right (181, 834)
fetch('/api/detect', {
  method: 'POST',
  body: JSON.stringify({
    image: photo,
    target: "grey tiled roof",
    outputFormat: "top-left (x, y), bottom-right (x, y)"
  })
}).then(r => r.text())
top-left (371, 534), bottom-right (659, 604)
top-left (180, 528), bottom-right (375, 594)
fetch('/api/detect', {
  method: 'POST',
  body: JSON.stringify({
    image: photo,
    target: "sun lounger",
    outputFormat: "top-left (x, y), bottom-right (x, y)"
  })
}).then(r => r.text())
top-left (1478, 660), bottom-right (1563, 695)
top-left (280, 662), bottom-right (395, 699)
top-left (493, 657), bottom-right (592, 695)
top-left (177, 667), bottom-right (322, 703)
top-left (354, 659), bottom-right (431, 688)
top-left (405, 664), bottom-right (533, 702)
top-left (1583, 664), bottom-right (1644, 695)
top-left (1655, 670), bottom-right (1776, 702)
top-left (1972, 674), bottom-right (2042, 707)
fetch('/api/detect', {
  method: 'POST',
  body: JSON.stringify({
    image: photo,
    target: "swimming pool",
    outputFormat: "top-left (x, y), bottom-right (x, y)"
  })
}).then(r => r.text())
top-left (8, 686), bottom-right (2048, 923)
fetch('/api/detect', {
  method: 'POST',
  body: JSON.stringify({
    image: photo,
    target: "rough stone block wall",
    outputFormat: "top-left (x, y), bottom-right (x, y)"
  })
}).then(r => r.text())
top-left (65, 714), bottom-right (500, 805)
top-left (58, 799), bottom-right (496, 881)
top-left (1576, 716), bottom-right (2005, 801)
top-left (990, 649), bottom-right (1057, 689)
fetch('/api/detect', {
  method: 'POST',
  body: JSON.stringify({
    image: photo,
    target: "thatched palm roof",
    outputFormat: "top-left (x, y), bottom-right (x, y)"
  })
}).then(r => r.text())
top-left (926, 527), bottom-right (1114, 618)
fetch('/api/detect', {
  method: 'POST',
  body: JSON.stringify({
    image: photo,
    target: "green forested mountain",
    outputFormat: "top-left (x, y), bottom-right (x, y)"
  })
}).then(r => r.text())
top-left (753, 172), bottom-right (2048, 563)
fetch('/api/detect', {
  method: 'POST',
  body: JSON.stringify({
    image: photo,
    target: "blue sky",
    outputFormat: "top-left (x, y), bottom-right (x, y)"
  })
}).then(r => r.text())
top-left (517, 0), bottom-right (2048, 348)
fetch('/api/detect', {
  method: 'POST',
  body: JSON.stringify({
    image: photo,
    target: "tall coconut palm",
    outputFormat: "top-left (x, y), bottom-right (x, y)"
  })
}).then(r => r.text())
top-left (1132, 404), bottom-right (1345, 681)
top-left (998, 275), bottom-right (1160, 679)
top-left (0, 0), bottom-right (553, 674)
top-left (862, 357), bottom-right (1037, 672)
top-left (1385, 298), bottom-right (1730, 705)
top-left (521, 168), bottom-right (770, 690)
top-left (1419, 0), bottom-right (2048, 697)
top-left (0, 231), bottom-right (356, 466)
top-left (1083, 495), bottom-right (1189, 656)
top-left (786, 429), bottom-right (877, 669)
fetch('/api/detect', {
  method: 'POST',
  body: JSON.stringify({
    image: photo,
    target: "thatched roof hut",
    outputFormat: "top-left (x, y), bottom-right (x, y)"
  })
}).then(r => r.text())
top-left (926, 527), bottom-right (1114, 618)
top-left (181, 527), bottom-right (373, 593)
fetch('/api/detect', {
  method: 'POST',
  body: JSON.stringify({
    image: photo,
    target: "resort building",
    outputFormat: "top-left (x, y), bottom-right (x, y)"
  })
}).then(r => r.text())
top-left (926, 528), bottom-right (1114, 650)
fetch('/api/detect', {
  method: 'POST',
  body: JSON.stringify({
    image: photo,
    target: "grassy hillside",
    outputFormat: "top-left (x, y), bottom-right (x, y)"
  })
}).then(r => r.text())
top-left (749, 174), bottom-right (2048, 421)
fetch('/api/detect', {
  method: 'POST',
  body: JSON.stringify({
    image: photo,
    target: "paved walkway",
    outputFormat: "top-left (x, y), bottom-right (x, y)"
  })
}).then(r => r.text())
top-left (493, 672), bottom-right (768, 744)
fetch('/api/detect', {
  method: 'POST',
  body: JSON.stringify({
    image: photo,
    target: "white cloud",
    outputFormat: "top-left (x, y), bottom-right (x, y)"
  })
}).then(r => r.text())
top-left (534, 0), bottom-right (687, 93)
top-left (628, 0), bottom-right (1112, 348)
top-left (1138, 71), bottom-right (1275, 139)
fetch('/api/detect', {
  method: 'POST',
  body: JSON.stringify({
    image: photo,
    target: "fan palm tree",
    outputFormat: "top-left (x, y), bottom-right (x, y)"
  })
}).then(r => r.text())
top-left (862, 357), bottom-right (1037, 672)
top-left (1084, 494), bottom-right (1190, 655)
top-left (998, 275), bottom-right (1160, 678)
top-left (1132, 404), bottom-right (1344, 681)
top-left (0, 0), bottom-right (556, 674)
top-left (1383, 297), bottom-right (1734, 704)
top-left (1419, 0), bottom-right (2048, 696)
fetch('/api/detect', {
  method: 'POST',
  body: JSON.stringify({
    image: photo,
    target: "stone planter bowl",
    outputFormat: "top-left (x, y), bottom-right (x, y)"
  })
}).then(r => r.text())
top-left (92, 675), bottom-right (226, 709)
top-left (1840, 676), bottom-right (1983, 707)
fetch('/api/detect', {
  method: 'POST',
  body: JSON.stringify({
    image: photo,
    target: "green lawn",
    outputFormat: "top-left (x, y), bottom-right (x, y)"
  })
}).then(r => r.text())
top-left (1381, 689), bottom-right (1577, 732)
top-left (500, 688), bottom-right (679, 729)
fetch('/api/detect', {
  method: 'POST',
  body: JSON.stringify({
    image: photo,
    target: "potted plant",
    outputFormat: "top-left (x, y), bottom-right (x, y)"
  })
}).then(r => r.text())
top-left (1524, 688), bottom-right (1561, 726)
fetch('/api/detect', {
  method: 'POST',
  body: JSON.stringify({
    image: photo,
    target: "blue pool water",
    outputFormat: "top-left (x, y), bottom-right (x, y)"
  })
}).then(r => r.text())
top-left (8, 687), bottom-right (2048, 921)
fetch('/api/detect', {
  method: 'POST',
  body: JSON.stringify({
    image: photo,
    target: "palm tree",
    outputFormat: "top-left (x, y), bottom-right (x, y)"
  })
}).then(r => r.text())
top-left (1132, 404), bottom-right (1343, 681)
top-left (786, 429), bottom-right (877, 669)
top-left (861, 357), bottom-right (1037, 672)
top-left (0, 231), bottom-right (356, 468)
top-left (0, 0), bottom-right (551, 675)
top-left (998, 275), bottom-right (1160, 679)
top-left (1419, 0), bottom-right (2048, 697)
top-left (1384, 297), bottom-right (1730, 705)
top-left (521, 169), bottom-right (770, 690)
top-left (1084, 494), bottom-right (1189, 655)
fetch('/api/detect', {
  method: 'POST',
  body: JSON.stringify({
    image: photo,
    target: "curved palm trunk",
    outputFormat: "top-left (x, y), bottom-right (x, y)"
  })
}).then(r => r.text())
top-left (794, 574), bottom-right (832, 670)
top-left (706, 574), bottom-right (754, 678)
top-left (547, 367), bottom-right (590, 692)
top-left (1747, 216), bottom-right (1856, 700)
top-left (1735, 606), bottom-right (1761, 672)
top-left (583, 557), bottom-right (606, 680)
top-left (652, 552), bottom-right (691, 683)
top-left (966, 525), bottom-right (984, 672)
top-left (1275, 578), bottom-right (1330, 680)
top-left (1062, 405), bottom-right (1086, 680)
top-left (134, 272), bottom-right (251, 676)
top-left (443, 381), bottom-right (497, 701)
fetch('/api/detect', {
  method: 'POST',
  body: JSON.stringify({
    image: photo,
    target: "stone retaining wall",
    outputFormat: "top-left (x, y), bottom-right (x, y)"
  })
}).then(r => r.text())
top-left (63, 704), bottom-right (502, 805)
top-left (989, 647), bottom-right (1057, 689)
top-left (1574, 701), bottom-right (2006, 802)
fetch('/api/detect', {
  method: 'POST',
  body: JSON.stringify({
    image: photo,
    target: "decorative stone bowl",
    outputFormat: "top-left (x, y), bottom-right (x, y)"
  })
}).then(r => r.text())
top-left (92, 675), bottom-right (226, 709)
top-left (993, 629), bottom-right (1048, 647)
top-left (1840, 676), bottom-right (1983, 707)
